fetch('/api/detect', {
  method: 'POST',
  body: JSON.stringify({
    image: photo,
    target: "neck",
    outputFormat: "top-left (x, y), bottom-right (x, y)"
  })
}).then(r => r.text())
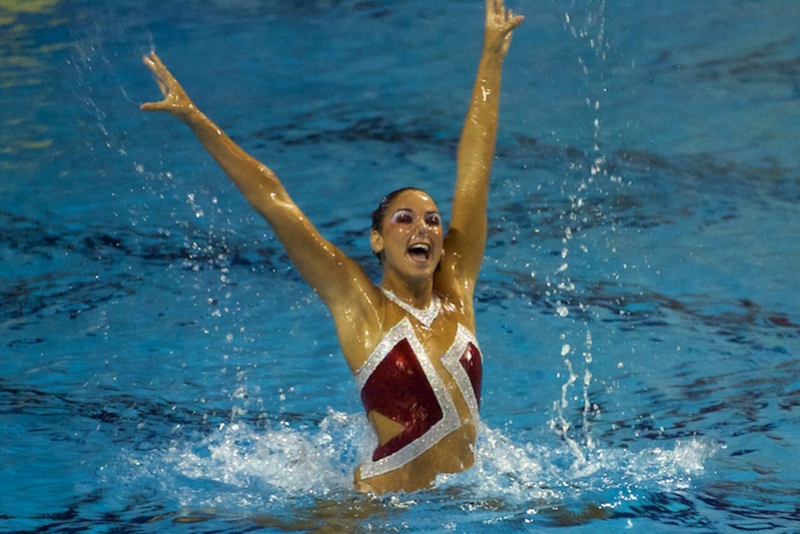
top-left (380, 272), bottom-right (433, 309)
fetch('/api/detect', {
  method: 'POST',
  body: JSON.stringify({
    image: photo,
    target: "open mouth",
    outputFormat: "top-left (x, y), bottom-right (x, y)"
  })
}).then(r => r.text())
top-left (407, 242), bottom-right (431, 262)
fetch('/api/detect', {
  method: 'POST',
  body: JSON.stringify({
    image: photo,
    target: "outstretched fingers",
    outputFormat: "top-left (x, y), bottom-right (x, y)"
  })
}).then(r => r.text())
top-left (140, 52), bottom-right (191, 114)
top-left (505, 9), bottom-right (525, 31)
top-left (141, 56), bottom-right (165, 99)
top-left (484, 0), bottom-right (523, 55)
top-left (488, 0), bottom-right (523, 32)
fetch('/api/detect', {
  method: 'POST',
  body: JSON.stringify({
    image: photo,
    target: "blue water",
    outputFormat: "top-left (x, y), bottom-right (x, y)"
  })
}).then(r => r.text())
top-left (2, 0), bottom-right (799, 531)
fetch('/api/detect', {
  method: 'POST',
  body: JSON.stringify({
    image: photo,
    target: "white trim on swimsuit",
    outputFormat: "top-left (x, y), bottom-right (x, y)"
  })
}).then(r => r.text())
top-left (380, 288), bottom-right (441, 328)
top-left (354, 317), bottom-right (482, 479)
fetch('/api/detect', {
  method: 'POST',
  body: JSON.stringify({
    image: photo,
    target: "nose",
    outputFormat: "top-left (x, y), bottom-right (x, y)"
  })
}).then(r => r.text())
top-left (416, 220), bottom-right (431, 234)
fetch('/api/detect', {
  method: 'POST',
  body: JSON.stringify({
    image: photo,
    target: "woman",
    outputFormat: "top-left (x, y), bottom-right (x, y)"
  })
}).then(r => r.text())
top-left (141, 0), bottom-right (523, 494)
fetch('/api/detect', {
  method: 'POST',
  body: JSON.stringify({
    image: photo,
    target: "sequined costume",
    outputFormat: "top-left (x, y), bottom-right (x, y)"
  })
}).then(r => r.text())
top-left (354, 291), bottom-right (483, 479)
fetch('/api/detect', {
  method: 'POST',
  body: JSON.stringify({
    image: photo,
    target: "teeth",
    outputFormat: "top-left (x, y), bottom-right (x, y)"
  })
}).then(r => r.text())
top-left (409, 243), bottom-right (430, 253)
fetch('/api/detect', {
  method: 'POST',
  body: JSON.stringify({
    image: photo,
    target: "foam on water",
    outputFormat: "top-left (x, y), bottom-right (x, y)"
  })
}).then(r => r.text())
top-left (114, 408), bottom-right (718, 517)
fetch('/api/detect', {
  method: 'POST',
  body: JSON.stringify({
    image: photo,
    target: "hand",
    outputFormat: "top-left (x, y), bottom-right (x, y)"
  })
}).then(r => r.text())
top-left (140, 52), bottom-right (195, 118)
top-left (484, 0), bottom-right (524, 57)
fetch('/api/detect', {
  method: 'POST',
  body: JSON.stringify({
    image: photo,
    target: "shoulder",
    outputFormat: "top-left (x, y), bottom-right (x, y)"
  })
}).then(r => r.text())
top-left (433, 268), bottom-right (476, 324)
top-left (437, 290), bottom-right (476, 331)
top-left (329, 281), bottom-right (389, 372)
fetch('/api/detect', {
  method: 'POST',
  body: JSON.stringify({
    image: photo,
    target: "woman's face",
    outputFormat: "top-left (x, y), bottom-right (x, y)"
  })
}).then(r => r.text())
top-left (370, 190), bottom-right (444, 283)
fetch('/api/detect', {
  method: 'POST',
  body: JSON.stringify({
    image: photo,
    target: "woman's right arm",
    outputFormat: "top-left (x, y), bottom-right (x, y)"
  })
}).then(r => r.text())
top-left (140, 53), bottom-right (377, 316)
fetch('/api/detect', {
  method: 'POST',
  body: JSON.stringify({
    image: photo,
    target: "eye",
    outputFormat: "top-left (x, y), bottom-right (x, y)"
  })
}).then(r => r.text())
top-left (391, 211), bottom-right (413, 224)
top-left (425, 213), bottom-right (441, 226)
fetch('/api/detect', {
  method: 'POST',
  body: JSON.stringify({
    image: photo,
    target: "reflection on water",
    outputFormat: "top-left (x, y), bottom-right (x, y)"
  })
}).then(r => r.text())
top-left (0, 0), bottom-right (60, 26)
top-left (0, 3), bottom-right (66, 169)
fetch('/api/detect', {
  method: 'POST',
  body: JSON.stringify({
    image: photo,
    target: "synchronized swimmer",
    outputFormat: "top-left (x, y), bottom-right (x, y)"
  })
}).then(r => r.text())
top-left (141, 0), bottom-right (523, 494)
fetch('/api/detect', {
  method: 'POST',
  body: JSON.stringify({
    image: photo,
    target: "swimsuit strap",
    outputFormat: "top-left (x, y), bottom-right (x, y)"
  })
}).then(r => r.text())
top-left (380, 288), bottom-right (441, 328)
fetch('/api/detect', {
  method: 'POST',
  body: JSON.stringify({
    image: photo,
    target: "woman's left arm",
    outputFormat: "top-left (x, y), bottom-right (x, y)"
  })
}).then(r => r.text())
top-left (440, 0), bottom-right (523, 299)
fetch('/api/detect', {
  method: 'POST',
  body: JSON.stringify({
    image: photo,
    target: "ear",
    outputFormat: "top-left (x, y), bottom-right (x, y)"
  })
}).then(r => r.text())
top-left (370, 230), bottom-right (384, 256)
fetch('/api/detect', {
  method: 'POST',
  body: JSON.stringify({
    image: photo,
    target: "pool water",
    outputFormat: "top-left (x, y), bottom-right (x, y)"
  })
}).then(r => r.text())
top-left (2, 0), bottom-right (799, 531)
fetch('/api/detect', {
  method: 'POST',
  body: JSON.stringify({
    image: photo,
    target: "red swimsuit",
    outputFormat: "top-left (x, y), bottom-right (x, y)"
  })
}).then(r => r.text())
top-left (354, 313), bottom-right (483, 479)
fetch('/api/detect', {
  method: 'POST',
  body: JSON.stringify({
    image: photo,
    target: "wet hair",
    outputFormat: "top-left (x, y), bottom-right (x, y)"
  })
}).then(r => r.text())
top-left (371, 187), bottom-right (430, 234)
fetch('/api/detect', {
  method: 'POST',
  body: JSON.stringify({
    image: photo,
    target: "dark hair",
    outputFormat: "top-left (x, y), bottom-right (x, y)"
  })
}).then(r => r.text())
top-left (371, 187), bottom-right (429, 233)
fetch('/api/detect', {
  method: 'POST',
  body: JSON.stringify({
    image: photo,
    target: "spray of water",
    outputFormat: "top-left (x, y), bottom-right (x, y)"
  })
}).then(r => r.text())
top-left (547, 0), bottom-right (617, 467)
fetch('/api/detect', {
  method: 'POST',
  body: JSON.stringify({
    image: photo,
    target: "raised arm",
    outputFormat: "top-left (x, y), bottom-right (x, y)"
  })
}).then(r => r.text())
top-left (440, 0), bottom-right (523, 298)
top-left (140, 52), bottom-right (373, 312)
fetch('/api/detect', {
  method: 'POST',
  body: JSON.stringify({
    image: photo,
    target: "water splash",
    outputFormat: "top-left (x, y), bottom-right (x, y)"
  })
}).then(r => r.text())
top-left (550, 330), bottom-right (596, 467)
top-left (112, 410), bottom-right (718, 518)
top-left (117, 410), bottom-right (367, 513)
top-left (449, 425), bottom-right (718, 512)
top-left (545, 0), bottom-right (625, 469)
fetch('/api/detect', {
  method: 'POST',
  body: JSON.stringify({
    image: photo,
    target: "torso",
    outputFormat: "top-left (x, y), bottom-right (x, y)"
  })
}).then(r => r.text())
top-left (351, 289), bottom-right (483, 493)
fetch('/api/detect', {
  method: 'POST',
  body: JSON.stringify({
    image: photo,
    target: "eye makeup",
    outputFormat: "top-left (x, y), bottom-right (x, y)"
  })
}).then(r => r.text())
top-left (390, 209), bottom-right (441, 226)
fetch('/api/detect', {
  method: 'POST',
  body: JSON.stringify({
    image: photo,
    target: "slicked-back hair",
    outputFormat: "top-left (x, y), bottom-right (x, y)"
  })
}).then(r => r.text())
top-left (371, 187), bottom-right (431, 234)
